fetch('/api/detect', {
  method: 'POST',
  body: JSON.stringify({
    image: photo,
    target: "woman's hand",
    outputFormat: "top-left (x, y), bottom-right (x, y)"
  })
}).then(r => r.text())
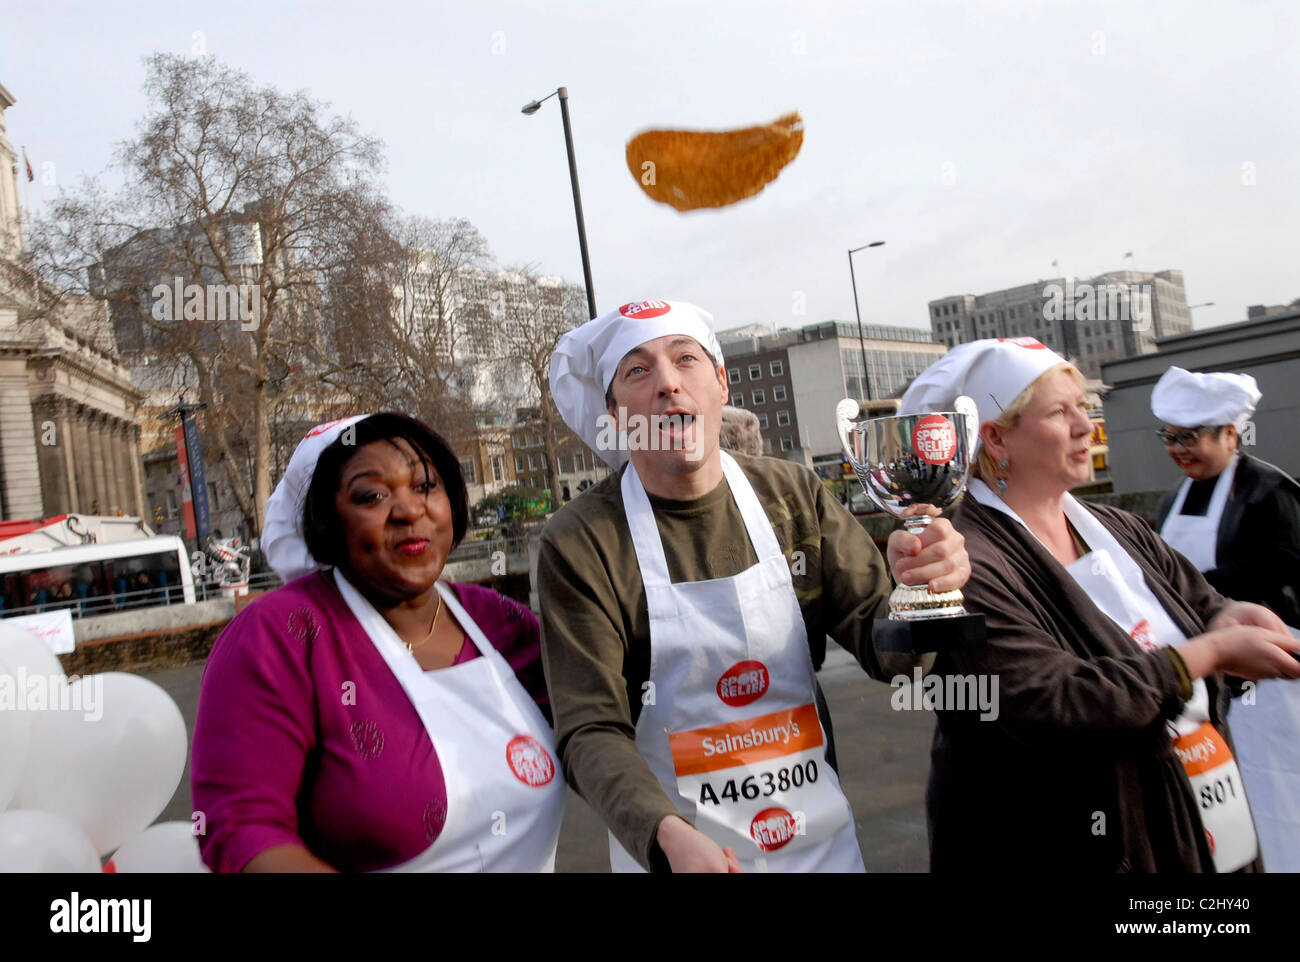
top-left (1177, 624), bottom-right (1300, 682)
top-left (887, 507), bottom-right (970, 594)
top-left (656, 816), bottom-right (743, 873)
top-left (1208, 600), bottom-right (1290, 635)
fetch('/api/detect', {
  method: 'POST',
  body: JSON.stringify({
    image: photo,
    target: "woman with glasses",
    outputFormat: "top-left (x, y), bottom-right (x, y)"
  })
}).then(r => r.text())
top-left (1152, 367), bottom-right (1300, 871)
top-left (1152, 368), bottom-right (1300, 627)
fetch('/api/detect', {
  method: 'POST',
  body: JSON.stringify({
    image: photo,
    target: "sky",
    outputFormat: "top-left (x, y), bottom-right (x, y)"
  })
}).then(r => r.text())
top-left (5, 0), bottom-right (1297, 334)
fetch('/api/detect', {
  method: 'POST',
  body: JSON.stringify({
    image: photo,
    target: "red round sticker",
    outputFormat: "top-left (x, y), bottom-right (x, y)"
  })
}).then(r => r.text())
top-left (1130, 619), bottom-right (1156, 651)
top-left (716, 660), bottom-right (770, 707)
top-left (619, 300), bottom-right (671, 319)
top-left (912, 414), bottom-right (957, 465)
top-left (305, 418), bottom-right (350, 438)
top-left (506, 734), bottom-right (556, 787)
top-left (750, 807), bottom-right (798, 853)
top-left (997, 336), bottom-right (1047, 349)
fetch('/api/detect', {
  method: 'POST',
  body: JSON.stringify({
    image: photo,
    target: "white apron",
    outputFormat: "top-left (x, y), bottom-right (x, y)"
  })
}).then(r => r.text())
top-left (609, 452), bottom-right (865, 873)
top-left (1159, 454), bottom-right (1239, 571)
top-left (1159, 459), bottom-right (1300, 871)
top-left (971, 481), bottom-right (1259, 872)
top-left (333, 571), bottom-right (566, 872)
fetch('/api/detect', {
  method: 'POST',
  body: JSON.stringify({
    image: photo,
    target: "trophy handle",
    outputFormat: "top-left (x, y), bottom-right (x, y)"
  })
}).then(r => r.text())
top-left (835, 398), bottom-right (860, 463)
top-left (954, 395), bottom-right (979, 456)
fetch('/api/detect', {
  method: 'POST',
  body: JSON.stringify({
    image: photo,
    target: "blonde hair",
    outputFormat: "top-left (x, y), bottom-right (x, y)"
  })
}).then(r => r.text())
top-left (974, 362), bottom-right (1085, 486)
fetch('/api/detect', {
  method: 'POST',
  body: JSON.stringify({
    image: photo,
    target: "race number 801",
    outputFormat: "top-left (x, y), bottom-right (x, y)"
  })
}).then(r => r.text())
top-left (699, 761), bottom-right (819, 806)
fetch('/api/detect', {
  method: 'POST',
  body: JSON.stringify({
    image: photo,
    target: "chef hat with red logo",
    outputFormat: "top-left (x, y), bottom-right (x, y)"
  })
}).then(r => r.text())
top-left (899, 337), bottom-right (1071, 440)
top-left (261, 414), bottom-right (372, 581)
top-left (550, 300), bottom-right (725, 467)
top-left (1150, 366), bottom-right (1261, 433)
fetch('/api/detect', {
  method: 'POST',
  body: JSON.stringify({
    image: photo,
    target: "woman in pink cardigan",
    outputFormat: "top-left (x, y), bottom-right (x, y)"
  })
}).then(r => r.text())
top-left (191, 413), bottom-right (565, 872)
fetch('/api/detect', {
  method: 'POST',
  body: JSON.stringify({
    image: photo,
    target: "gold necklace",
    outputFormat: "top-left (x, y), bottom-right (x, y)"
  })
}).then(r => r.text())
top-left (405, 592), bottom-right (444, 654)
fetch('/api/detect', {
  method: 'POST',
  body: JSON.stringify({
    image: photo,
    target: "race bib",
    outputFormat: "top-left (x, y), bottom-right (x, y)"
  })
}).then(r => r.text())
top-left (1173, 722), bottom-right (1258, 873)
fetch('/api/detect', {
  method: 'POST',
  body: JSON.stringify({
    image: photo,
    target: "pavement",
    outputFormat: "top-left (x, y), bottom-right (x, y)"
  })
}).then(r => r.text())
top-left (148, 641), bottom-right (935, 872)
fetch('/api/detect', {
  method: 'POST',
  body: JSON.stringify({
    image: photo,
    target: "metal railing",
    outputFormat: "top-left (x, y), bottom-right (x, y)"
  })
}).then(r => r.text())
top-left (1, 583), bottom-right (191, 620)
top-left (2, 542), bottom-right (529, 622)
top-left (445, 536), bottom-right (532, 563)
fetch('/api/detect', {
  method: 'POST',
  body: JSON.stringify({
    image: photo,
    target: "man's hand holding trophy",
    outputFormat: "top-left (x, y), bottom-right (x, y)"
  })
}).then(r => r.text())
top-left (836, 396), bottom-right (986, 652)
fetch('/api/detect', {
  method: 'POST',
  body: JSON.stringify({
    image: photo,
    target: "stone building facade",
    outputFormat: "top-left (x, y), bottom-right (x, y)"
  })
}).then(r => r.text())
top-left (0, 82), bottom-right (147, 521)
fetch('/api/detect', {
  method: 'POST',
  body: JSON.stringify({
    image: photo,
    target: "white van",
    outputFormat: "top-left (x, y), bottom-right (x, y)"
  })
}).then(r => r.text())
top-left (0, 536), bottom-right (196, 619)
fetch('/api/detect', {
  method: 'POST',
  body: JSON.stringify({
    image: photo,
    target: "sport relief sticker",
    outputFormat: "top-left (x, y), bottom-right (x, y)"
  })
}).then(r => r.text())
top-left (750, 807), bottom-right (798, 853)
top-left (506, 734), bottom-right (556, 787)
top-left (997, 336), bottom-right (1047, 349)
top-left (717, 660), bottom-right (769, 707)
top-left (619, 299), bottom-right (671, 319)
top-left (912, 415), bottom-right (957, 465)
top-left (1130, 619), bottom-right (1157, 652)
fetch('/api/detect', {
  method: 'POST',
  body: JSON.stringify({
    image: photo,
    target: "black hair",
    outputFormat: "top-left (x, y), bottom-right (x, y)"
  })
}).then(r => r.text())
top-left (302, 413), bottom-right (468, 570)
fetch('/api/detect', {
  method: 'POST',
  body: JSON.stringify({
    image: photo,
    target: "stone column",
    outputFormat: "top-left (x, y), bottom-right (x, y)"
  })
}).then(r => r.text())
top-left (32, 398), bottom-right (70, 515)
top-left (72, 408), bottom-right (93, 513)
top-left (86, 414), bottom-right (108, 514)
top-left (103, 418), bottom-right (123, 515)
top-left (111, 420), bottom-right (131, 515)
top-left (127, 424), bottom-right (146, 518)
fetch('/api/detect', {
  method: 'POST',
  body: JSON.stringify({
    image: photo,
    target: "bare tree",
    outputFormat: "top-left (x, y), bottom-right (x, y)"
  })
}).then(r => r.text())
top-left (32, 54), bottom-right (390, 535)
top-left (491, 267), bottom-right (588, 500)
top-left (330, 214), bottom-right (493, 443)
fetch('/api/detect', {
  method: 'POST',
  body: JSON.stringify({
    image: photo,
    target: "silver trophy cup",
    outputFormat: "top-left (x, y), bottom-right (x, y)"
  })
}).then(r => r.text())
top-left (836, 396), bottom-right (979, 620)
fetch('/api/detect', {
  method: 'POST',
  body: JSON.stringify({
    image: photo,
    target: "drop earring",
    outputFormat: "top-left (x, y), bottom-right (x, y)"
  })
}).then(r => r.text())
top-left (996, 460), bottom-right (1009, 494)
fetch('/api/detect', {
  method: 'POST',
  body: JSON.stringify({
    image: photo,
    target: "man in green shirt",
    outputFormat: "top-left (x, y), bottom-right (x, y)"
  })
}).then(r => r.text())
top-left (540, 299), bottom-right (970, 872)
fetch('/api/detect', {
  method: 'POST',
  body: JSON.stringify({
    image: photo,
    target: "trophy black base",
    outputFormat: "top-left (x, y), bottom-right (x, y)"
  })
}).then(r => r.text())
top-left (873, 612), bottom-right (986, 655)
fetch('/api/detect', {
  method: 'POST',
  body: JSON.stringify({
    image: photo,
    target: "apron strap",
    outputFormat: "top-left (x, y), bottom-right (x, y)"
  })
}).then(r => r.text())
top-left (718, 452), bottom-right (784, 564)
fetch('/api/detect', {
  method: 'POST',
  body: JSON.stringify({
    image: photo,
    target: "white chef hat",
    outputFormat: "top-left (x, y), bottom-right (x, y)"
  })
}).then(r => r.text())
top-left (899, 337), bottom-right (1071, 438)
top-left (261, 414), bottom-right (372, 582)
top-left (550, 299), bottom-right (725, 467)
top-left (1150, 367), bottom-right (1260, 432)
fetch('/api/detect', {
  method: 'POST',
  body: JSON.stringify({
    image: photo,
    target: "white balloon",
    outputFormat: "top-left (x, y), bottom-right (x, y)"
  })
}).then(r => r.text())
top-left (0, 624), bottom-right (66, 810)
top-left (0, 651), bottom-right (34, 810)
top-left (15, 672), bottom-right (187, 855)
top-left (107, 820), bottom-right (208, 873)
top-left (0, 809), bottom-right (101, 872)
top-left (0, 621), bottom-right (66, 684)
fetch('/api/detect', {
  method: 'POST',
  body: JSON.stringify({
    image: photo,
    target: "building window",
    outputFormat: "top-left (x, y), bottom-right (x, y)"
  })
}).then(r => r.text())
top-left (729, 368), bottom-right (741, 384)
top-left (732, 394), bottom-right (744, 408)
top-left (165, 490), bottom-right (177, 519)
top-left (772, 384), bottom-right (787, 402)
top-left (777, 410), bottom-right (790, 426)
top-left (752, 389), bottom-right (765, 405)
top-left (763, 438), bottom-right (773, 454)
top-left (758, 413), bottom-right (769, 429)
top-left (515, 454), bottom-right (525, 473)
top-left (748, 364), bottom-right (762, 380)
top-left (769, 360), bottom-right (784, 377)
top-left (573, 452), bottom-right (585, 472)
top-left (492, 456), bottom-right (504, 482)
top-left (780, 437), bottom-right (794, 452)
top-left (527, 453), bottom-right (536, 470)
top-left (460, 456), bottom-right (477, 484)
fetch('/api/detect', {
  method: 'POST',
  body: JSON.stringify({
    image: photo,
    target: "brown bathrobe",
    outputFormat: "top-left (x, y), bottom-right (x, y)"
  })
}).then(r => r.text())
top-left (930, 495), bottom-right (1262, 872)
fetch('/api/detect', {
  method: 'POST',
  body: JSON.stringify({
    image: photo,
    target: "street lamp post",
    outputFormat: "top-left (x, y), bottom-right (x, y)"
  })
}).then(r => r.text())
top-left (848, 241), bottom-right (886, 403)
top-left (522, 86), bottom-right (597, 320)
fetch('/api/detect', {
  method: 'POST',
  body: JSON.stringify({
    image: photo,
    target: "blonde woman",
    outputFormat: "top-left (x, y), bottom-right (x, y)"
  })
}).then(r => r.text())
top-left (900, 338), bottom-right (1300, 873)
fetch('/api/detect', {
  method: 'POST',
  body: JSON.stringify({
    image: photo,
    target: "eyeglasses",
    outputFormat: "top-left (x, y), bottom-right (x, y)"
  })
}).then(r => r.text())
top-left (1155, 426), bottom-right (1219, 447)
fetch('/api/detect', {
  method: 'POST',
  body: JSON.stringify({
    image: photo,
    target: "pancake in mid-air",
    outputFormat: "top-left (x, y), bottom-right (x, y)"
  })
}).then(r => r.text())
top-left (625, 111), bottom-right (804, 212)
